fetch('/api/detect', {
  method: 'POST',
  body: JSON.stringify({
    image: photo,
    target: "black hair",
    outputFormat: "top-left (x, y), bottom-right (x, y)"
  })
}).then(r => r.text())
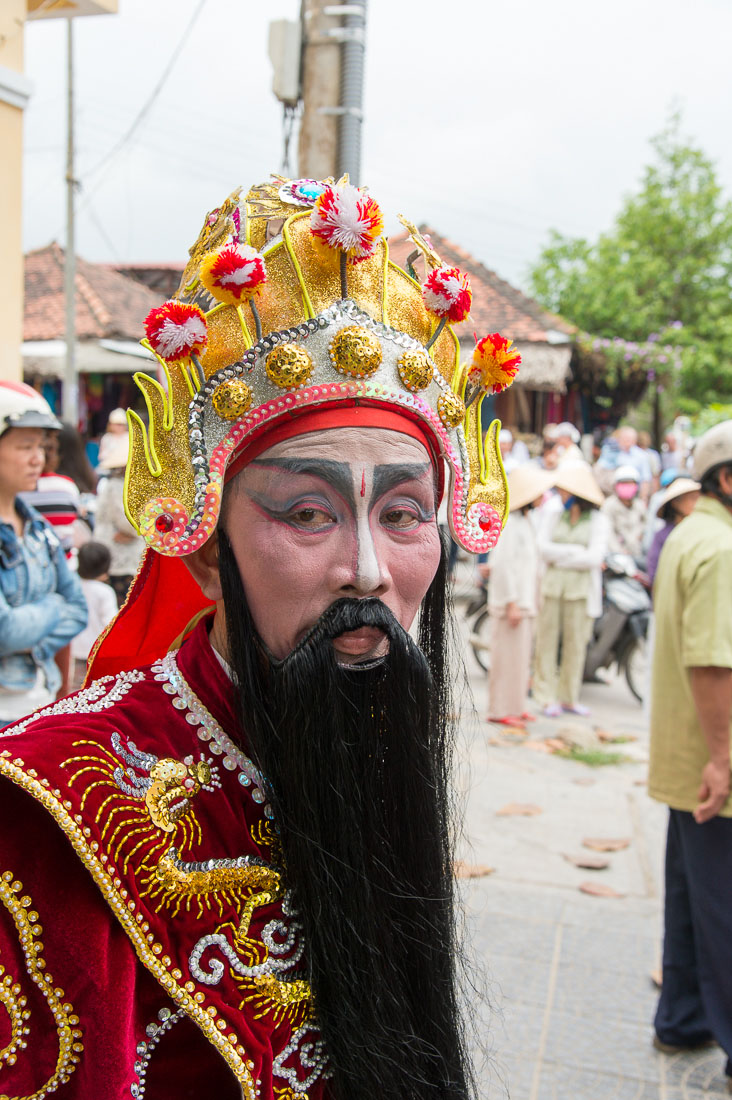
top-left (57, 423), bottom-right (97, 493)
top-left (569, 495), bottom-right (596, 512)
top-left (77, 540), bottom-right (111, 580)
top-left (700, 463), bottom-right (732, 499)
top-left (217, 527), bottom-right (475, 1100)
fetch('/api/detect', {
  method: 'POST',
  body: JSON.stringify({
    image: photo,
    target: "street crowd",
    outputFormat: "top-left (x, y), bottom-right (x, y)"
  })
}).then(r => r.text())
top-left (474, 419), bottom-right (702, 725)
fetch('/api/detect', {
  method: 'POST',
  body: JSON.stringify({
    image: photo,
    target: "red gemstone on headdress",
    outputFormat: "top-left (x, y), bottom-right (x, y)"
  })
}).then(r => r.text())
top-left (155, 513), bottom-right (175, 533)
top-left (478, 515), bottom-right (494, 532)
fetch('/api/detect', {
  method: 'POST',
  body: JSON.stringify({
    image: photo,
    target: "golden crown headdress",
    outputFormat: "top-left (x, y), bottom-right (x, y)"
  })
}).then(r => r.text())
top-left (125, 176), bottom-right (519, 556)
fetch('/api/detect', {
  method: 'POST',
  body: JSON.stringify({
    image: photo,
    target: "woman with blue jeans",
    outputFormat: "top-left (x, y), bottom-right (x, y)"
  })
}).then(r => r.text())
top-left (0, 382), bottom-right (87, 728)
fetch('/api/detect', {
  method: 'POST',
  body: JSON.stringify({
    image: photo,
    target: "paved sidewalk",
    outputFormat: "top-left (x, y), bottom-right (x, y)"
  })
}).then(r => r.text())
top-left (454, 584), bottom-right (730, 1099)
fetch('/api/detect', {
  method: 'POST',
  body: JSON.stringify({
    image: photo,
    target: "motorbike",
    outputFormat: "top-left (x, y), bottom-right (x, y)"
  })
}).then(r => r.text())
top-left (583, 552), bottom-right (651, 703)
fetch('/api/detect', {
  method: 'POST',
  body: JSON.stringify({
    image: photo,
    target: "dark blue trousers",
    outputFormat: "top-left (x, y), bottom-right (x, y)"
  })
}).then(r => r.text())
top-left (655, 808), bottom-right (732, 1075)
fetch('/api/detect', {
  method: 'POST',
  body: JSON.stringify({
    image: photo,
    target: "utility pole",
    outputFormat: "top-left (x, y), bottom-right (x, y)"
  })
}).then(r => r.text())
top-left (273, 1), bottom-right (368, 185)
top-left (63, 16), bottom-right (77, 426)
top-left (297, 0), bottom-right (341, 180)
top-left (335, 1), bottom-right (366, 183)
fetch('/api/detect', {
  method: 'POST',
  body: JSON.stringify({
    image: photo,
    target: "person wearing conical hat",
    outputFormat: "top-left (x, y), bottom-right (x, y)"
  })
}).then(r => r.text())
top-left (0, 178), bottom-right (521, 1099)
top-left (646, 477), bottom-right (700, 586)
top-left (486, 465), bottom-right (554, 725)
top-left (533, 463), bottom-right (609, 717)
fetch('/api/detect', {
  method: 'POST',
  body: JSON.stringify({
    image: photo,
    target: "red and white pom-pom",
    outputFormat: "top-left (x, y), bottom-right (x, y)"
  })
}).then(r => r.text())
top-left (144, 301), bottom-right (208, 362)
top-left (199, 244), bottom-right (267, 307)
top-left (422, 266), bottom-right (472, 324)
top-left (309, 183), bottom-right (383, 262)
top-left (469, 332), bottom-right (521, 394)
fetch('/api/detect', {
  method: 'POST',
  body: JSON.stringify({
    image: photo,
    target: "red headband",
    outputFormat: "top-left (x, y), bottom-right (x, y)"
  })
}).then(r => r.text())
top-left (225, 401), bottom-right (442, 487)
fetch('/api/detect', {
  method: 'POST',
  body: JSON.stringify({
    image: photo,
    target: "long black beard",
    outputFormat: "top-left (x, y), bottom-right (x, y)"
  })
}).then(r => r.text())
top-left (218, 529), bottom-right (474, 1100)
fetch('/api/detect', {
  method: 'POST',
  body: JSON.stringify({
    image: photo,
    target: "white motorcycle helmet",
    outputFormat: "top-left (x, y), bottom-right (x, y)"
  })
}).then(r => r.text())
top-left (0, 380), bottom-right (62, 435)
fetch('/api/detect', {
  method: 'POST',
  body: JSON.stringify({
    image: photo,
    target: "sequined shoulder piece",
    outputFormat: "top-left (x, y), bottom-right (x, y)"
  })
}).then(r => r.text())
top-left (0, 668), bottom-right (146, 739)
top-left (0, 658), bottom-right (331, 1099)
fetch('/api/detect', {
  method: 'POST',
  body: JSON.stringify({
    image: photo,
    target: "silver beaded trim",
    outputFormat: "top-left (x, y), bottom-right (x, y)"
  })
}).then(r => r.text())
top-left (130, 1004), bottom-right (185, 1097)
top-left (0, 669), bottom-right (146, 739)
top-left (152, 651), bottom-right (271, 817)
top-left (272, 1023), bottom-right (333, 1094)
top-left (189, 925), bottom-right (305, 985)
top-left (188, 887), bottom-right (305, 986)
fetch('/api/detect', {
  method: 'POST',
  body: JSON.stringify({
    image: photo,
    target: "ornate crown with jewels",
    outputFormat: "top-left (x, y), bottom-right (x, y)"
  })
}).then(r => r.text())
top-left (125, 176), bottom-right (520, 556)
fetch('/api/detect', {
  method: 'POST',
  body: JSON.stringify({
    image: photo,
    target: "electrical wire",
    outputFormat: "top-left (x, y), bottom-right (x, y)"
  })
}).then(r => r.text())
top-left (80, 0), bottom-right (208, 187)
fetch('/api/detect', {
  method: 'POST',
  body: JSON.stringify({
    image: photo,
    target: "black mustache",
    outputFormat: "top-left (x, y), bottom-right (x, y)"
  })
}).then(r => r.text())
top-left (268, 597), bottom-right (417, 667)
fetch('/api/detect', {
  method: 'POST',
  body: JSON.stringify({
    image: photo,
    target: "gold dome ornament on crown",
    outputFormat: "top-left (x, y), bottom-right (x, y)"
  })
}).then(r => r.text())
top-left (437, 390), bottom-right (467, 429)
top-left (265, 344), bottom-right (314, 389)
top-left (126, 175), bottom-right (521, 558)
top-left (397, 350), bottom-right (433, 393)
top-left (329, 326), bottom-right (382, 378)
top-left (211, 379), bottom-right (253, 421)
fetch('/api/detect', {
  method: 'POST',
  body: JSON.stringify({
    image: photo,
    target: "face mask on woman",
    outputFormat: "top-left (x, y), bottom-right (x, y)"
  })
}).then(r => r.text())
top-left (615, 482), bottom-right (638, 502)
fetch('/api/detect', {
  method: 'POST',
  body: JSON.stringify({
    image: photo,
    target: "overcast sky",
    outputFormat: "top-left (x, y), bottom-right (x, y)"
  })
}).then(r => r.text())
top-left (21, 0), bottom-right (732, 293)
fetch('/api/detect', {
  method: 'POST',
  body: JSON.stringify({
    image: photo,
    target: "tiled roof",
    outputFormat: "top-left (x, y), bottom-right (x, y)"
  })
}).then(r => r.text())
top-left (25, 234), bottom-right (572, 351)
top-left (388, 227), bottom-right (574, 345)
top-left (24, 243), bottom-right (163, 342)
top-left (110, 263), bottom-right (185, 301)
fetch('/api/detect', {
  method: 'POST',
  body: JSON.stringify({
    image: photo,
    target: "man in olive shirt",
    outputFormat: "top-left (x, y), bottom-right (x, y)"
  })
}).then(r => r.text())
top-left (649, 421), bottom-right (732, 1077)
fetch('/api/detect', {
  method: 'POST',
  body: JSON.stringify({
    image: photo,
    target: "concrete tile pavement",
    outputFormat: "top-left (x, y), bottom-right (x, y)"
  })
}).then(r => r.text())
top-left (452, 581), bottom-right (730, 1099)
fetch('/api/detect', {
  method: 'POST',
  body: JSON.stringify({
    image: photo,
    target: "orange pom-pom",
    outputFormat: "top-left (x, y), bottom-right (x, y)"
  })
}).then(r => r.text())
top-left (469, 333), bottom-right (521, 394)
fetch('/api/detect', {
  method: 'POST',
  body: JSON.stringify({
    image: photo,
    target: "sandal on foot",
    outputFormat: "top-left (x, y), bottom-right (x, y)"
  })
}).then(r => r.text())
top-left (562, 703), bottom-right (591, 717)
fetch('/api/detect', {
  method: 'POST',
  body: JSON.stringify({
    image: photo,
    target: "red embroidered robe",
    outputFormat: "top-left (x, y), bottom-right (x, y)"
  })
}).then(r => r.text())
top-left (0, 619), bottom-right (332, 1099)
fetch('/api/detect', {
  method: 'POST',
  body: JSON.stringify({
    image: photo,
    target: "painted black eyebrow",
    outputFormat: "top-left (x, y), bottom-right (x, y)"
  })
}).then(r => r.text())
top-left (372, 463), bottom-right (433, 501)
top-left (250, 457), bottom-right (356, 512)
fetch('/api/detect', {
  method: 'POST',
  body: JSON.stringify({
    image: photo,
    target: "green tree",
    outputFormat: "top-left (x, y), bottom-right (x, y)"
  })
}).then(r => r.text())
top-left (529, 117), bottom-right (732, 409)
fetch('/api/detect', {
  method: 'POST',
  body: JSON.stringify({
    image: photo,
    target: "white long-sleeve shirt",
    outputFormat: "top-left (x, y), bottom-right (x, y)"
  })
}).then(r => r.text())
top-left (536, 497), bottom-right (610, 618)
top-left (488, 511), bottom-right (540, 616)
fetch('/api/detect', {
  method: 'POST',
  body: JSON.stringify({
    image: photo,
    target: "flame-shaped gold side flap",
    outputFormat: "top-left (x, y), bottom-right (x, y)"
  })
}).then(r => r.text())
top-left (464, 403), bottom-right (508, 526)
top-left (124, 365), bottom-right (198, 532)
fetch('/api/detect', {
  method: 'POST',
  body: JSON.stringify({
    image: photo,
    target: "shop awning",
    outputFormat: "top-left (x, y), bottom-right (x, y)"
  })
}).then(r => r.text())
top-left (23, 339), bottom-right (155, 377)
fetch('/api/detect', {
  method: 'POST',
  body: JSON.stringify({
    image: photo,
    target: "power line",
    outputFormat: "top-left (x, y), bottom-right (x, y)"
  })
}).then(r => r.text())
top-left (80, 0), bottom-right (208, 188)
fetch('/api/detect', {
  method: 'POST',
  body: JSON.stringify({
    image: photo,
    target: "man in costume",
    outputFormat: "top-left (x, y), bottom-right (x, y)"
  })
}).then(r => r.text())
top-left (0, 177), bottom-right (519, 1099)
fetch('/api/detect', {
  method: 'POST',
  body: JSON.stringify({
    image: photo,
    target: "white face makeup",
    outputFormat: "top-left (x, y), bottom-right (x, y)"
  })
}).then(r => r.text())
top-left (221, 426), bottom-right (442, 663)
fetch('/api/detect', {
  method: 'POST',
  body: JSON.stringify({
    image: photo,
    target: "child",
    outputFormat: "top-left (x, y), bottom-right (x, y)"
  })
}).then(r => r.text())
top-left (71, 541), bottom-right (119, 686)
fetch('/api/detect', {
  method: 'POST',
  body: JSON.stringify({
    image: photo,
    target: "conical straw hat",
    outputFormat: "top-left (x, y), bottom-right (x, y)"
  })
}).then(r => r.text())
top-left (507, 465), bottom-right (555, 511)
top-left (655, 477), bottom-right (700, 517)
top-left (552, 462), bottom-right (604, 508)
